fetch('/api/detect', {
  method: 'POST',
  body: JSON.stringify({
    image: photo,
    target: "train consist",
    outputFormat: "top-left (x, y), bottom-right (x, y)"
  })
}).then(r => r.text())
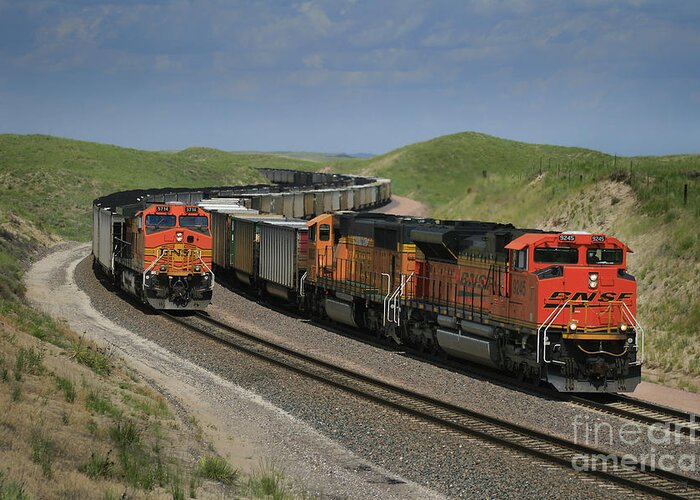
top-left (92, 170), bottom-right (391, 310)
top-left (93, 169), bottom-right (643, 392)
top-left (208, 209), bottom-right (643, 393)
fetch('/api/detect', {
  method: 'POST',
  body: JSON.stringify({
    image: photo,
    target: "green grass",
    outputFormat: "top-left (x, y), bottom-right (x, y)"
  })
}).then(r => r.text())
top-left (14, 347), bottom-right (44, 378)
top-left (0, 471), bottom-right (29, 500)
top-left (245, 460), bottom-right (294, 499)
top-left (107, 419), bottom-right (171, 490)
top-left (0, 250), bottom-right (24, 301)
top-left (196, 456), bottom-right (239, 485)
top-left (54, 375), bottom-right (76, 403)
top-left (30, 428), bottom-right (55, 479)
top-left (11, 384), bottom-right (21, 402)
top-left (80, 450), bottom-right (115, 480)
top-left (0, 299), bottom-right (70, 348)
top-left (86, 390), bottom-right (122, 419)
top-left (0, 134), bottom-right (319, 242)
top-left (69, 339), bottom-right (112, 376)
top-left (122, 393), bottom-right (171, 419)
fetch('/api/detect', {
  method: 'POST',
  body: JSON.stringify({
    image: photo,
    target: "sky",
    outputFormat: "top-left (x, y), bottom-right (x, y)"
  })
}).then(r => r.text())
top-left (1, 0), bottom-right (699, 156)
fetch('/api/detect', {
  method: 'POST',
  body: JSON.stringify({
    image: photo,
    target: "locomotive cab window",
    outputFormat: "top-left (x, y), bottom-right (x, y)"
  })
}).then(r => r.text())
top-left (534, 247), bottom-right (579, 264)
top-left (308, 224), bottom-right (316, 241)
top-left (587, 248), bottom-right (623, 265)
top-left (513, 248), bottom-right (528, 271)
top-left (179, 215), bottom-right (210, 235)
top-left (145, 214), bottom-right (176, 233)
top-left (319, 224), bottom-right (330, 241)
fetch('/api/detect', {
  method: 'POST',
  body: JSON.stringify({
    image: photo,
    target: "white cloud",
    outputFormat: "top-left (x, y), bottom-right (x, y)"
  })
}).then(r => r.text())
top-left (350, 13), bottom-right (425, 47)
top-left (298, 2), bottom-right (333, 36)
top-left (302, 53), bottom-right (324, 69)
top-left (154, 54), bottom-right (182, 72)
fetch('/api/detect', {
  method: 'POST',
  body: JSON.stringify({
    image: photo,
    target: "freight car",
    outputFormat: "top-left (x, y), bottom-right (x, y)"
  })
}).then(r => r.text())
top-left (209, 210), bottom-right (308, 301)
top-left (298, 212), bottom-right (643, 392)
top-left (93, 201), bottom-right (214, 309)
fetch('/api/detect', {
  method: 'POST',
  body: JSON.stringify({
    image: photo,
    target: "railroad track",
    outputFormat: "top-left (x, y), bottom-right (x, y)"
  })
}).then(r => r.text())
top-left (571, 394), bottom-right (699, 437)
top-left (216, 280), bottom-right (700, 440)
top-left (161, 311), bottom-right (700, 499)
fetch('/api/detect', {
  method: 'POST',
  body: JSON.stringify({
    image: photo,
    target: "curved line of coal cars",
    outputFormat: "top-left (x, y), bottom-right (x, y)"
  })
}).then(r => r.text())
top-left (93, 168), bottom-right (644, 393)
top-left (92, 170), bottom-right (391, 309)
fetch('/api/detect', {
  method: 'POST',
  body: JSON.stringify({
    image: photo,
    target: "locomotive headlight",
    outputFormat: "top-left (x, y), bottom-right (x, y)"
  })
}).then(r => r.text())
top-left (176, 231), bottom-right (183, 242)
top-left (588, 272), bottom-right (599, 289)
top-left (159, 264), bottom-right (167, 272)
top-left (568, 320), bottom-right (578, 331)
top-left (194, 265), bottom-right (201, 273)
top-left (627, 337), bottom-right (634, 344)
top-left (619, 322), bottom-right (628, 332)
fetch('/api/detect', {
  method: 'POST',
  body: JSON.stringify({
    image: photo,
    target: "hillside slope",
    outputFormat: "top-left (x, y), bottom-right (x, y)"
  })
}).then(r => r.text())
top-left (330, 132), bottom-right (700, 387)
top-left (0, 134), bottom-right (320, 243)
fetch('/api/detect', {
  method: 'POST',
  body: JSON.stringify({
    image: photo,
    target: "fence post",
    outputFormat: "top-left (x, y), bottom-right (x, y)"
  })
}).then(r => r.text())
top-left (684, 184), bottom-right (688, 205)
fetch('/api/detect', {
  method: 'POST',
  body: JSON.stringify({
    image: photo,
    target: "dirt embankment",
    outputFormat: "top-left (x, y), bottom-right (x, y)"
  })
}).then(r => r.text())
top-left (373, 195), bottom-right (430, 217)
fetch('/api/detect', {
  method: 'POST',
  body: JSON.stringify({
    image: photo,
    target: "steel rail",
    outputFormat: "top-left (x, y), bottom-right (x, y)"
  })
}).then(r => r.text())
top-left (570, 394), bottom-right (699, 438)
top-left (160, 311), bottom-right (700, 499)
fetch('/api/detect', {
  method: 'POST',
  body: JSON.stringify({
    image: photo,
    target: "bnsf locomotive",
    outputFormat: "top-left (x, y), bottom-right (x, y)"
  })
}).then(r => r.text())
top-left (210, 210), bottom-right (643, 392)
top-left (93, 202), bottom-right (214, 309)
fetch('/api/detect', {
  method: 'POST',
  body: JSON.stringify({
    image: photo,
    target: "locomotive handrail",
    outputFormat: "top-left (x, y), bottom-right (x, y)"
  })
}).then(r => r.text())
top-left (195, 251), bottom-right (215, 287)
top-left (390, 272), bottom-right (414, 326)
top-left (385, 278), bottom-right (402, 325)
top-left (537, 300), bottom-right (570, 364)
top-left (142, 252), bottom-right (165, 290)
top-left (299, 271), bottom-right (308, 297)
top-left (620, 302), bottom-right (645, 365)
top-left (381, 273), bottom-right (391, 326)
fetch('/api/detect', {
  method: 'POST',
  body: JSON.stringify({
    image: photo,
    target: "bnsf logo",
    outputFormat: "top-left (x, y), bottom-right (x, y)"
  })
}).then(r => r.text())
top-left (547, 291), bottom-right (633, 302)
top-left (160, 248), bottom-right (196, 256)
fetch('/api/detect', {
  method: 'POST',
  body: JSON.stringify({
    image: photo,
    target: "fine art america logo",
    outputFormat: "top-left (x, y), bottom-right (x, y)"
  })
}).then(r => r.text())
top-left (571, 414), bottom-right (698, 472)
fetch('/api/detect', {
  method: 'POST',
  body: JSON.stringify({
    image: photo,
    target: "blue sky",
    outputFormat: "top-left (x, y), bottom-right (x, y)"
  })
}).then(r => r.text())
top-left (1, 0), bottom-right (699, 156)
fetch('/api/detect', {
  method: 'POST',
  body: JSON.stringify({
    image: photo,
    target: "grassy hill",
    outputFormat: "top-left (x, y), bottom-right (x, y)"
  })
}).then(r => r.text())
top-left (0, 134), bottom-right (321, 243)
top-left (328, 132), bottom-right (700, 388)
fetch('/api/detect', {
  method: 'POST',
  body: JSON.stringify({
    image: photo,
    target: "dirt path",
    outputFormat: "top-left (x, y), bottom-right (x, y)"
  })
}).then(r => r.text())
top-left (373, 195), bottom-right (430, 217)
top-left (632, 381), bottom-right (700, 414)
top-left (24, 243), bottom-right (444, 500)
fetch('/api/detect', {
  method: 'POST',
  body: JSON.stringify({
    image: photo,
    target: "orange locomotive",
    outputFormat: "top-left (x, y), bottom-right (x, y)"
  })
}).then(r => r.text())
top-left (94, 202), bottom-right (214, 310)
top-left (303, 212), bottom-right (642, 392)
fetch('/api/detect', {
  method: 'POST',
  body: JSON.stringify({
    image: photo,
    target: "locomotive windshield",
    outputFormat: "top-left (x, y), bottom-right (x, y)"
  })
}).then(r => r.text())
top-left (145, 214), bottom-right (176, 233)
top-left (586, 248), bottom-right (623, 265)
top-left (179, 215), bottom-right (209, 235)
top-left (534, 247), bottom-right (578, 264)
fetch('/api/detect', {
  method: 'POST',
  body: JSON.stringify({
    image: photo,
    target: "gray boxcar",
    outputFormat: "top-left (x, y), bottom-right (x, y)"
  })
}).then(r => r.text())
top-left (258, 220), bottom-right (308, 299)
top-left (231, 215), bottom-right (282, 283)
